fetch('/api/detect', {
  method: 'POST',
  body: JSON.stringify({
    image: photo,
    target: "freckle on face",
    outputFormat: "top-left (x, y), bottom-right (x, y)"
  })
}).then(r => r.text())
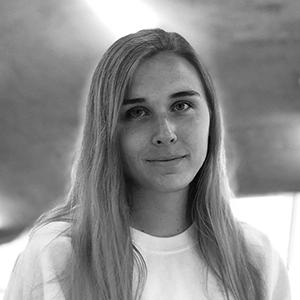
top-left (118, 52), bottom-right (210, 192)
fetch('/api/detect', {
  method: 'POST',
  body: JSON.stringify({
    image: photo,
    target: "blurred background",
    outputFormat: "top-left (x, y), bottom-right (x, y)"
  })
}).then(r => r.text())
top-left (0, 0), bottom-right (299, 298)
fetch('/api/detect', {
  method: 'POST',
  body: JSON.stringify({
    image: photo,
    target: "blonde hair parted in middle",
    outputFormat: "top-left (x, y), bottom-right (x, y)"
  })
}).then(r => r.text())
top-left (35, 28), bottom-right (265, 300)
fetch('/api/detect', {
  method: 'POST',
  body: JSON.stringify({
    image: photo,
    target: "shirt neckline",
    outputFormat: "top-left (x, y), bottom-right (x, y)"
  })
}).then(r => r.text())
top-left (130, 223), bottom-right (197, 253)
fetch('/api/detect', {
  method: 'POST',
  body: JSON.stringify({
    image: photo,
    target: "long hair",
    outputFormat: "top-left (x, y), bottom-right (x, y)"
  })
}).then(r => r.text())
top-left (34, 28), bottom-right (265, 299)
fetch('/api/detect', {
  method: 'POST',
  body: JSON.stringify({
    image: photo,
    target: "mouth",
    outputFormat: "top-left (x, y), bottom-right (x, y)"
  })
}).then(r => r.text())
top-left (147, 155), bottom-right (187, 162)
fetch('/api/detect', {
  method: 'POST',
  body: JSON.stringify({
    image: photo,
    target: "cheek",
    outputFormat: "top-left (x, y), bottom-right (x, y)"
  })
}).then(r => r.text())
top-left (182, 114), bottom-right (210, 146)
top-left (120, 133), bottom-right (134, 164)
top-left (119, 127), bottom-right (146, 165)
top-left (181, 116), bottom-right (210, 166)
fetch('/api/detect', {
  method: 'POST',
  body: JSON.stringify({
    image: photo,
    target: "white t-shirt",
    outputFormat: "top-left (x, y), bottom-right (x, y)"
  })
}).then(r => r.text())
top-left (4, 221), bottom-right (291, 299)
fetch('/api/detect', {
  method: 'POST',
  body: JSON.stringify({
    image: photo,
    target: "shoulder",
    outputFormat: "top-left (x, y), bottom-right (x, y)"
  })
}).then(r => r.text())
top-left (19, 221), bottom-right (72, 271)
top-left (239, 222), bottom-right (275, 274)
top-left (240, 222), bottom-right (273, 254)
top-left (239, 221), bottom-right (283, 269)
top-left (27, 221), bottom-right (72, 253)
top-left (4, 221), bottom-right (72, 300)
top-left (239, 222), bottom-right (291, 299)
top-left (23, 221), bottom-right (72, 270)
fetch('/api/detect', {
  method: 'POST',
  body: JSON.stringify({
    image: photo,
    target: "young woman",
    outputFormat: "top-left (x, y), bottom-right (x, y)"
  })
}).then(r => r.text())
top-left (5, 28), bottom-right (290, 300)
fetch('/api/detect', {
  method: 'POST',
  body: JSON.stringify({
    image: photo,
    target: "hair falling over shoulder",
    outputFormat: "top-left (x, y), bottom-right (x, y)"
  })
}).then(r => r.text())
top-left (33, 28), bottom-right (266, 300)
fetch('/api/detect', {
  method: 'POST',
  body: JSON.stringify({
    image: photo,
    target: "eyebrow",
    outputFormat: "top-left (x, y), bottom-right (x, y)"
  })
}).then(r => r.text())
top-left (123, 89), bottom-right (201, 105)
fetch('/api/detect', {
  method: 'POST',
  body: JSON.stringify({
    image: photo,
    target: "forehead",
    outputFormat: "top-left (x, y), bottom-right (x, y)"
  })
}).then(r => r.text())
top-left (127, 52), bottom-right (204, 98)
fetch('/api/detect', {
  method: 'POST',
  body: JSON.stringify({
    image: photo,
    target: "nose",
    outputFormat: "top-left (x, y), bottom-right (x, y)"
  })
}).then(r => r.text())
top-left (151, 117), bottom-right (177, 146)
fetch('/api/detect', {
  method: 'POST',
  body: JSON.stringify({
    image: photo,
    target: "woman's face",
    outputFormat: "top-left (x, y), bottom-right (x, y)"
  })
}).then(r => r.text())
top-left (117, 52), bottom-right (210, 192)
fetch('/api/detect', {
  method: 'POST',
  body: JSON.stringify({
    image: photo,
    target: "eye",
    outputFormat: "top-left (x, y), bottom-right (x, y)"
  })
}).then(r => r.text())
top-left (125, 106), bottom-right (149, 120)
top-left (172, 101), bottom-right (192, 112)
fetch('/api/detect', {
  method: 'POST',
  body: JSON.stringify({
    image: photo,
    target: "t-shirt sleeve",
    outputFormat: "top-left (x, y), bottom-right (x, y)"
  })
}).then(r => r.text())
top-left (241, 222), bottom-right (291, 300)
top-left (4, 223), bottom-right (72, 300)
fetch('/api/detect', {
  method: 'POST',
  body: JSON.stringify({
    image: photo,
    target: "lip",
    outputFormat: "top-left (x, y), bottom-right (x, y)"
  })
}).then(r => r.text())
top-left (146, 155), bottom-right (187, 162)
top-left (146, 155), bottom-right (187, 168)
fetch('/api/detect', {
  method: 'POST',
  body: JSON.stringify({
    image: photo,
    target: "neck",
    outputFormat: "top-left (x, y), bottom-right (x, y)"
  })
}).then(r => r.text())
top-left (129, 186), bottom-right (192, 237)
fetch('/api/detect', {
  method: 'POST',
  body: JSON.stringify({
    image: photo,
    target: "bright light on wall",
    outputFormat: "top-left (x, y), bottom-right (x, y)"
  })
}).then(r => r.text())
top-left (85, 0), bottom-right (160, 38)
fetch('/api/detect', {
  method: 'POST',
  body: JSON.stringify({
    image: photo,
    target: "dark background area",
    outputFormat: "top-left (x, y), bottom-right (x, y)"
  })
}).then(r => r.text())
top-left (0, 0), bottom-right (299, 240)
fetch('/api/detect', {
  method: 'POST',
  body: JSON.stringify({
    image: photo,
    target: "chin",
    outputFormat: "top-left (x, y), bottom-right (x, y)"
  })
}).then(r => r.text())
top-left (148, 177), bottom-right (192, 193)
